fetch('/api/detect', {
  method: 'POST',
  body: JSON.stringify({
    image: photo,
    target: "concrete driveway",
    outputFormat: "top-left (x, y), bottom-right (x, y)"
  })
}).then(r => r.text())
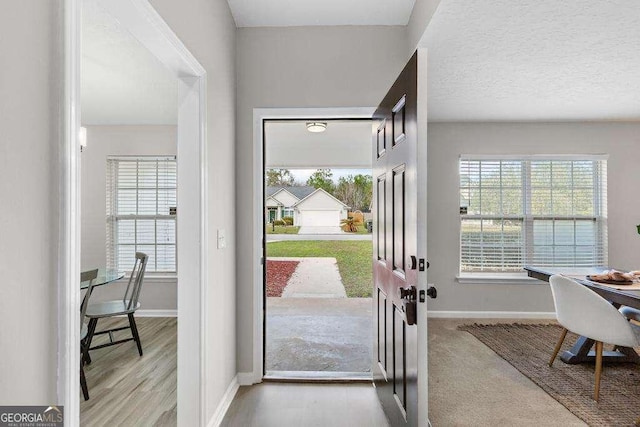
top-left (298, 226), bottom-right (343, 234)
top-left (267, 233), bottom-right (372, 241)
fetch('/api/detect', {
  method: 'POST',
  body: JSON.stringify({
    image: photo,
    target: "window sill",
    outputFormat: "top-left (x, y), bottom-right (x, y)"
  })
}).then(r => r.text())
top-left (456, 273), bottom-right (542, 285)
top-left (121, 273), bottom-right (177, 284)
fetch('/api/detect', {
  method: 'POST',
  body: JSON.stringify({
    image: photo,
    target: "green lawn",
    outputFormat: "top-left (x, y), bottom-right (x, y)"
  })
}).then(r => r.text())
top-left (266, 240), bottom-right (373, 297)
top-left (266, 225), bottom-right (300, 234)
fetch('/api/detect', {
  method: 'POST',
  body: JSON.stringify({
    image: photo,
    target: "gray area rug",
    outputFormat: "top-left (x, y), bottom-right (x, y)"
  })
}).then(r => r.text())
top-left (459, 323), bottom-right (640, 426)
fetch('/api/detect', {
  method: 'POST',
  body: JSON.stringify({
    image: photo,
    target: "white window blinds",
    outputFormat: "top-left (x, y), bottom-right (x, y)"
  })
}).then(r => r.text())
top-left (459, 156), bottom-right (607, 273)
top-left (107, 156), bottom-right (177, 273)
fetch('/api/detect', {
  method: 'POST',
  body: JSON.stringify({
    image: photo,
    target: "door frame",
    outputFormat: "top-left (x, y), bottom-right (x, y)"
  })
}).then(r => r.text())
top-left (60, 1), bottom-right (207, 425)
top-left (249, 107), bottom-right (375, 383)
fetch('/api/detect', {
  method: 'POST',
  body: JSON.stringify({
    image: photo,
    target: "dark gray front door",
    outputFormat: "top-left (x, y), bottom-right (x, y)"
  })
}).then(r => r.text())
top-left (372, 51), bottom-right (428, 426)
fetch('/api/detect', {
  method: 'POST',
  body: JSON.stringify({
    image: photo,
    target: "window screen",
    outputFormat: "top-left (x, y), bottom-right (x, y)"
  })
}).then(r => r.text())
top-left (459, 156), bottom-right (607, 273)
top-left (107, 156), bottom-right (177, 273)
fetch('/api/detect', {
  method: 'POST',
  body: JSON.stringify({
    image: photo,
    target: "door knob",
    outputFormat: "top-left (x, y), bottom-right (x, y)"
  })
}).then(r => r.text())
top-left (426, 286), bottom-right (437, 299)
top-left (399, 285), bottom-right (417, 300)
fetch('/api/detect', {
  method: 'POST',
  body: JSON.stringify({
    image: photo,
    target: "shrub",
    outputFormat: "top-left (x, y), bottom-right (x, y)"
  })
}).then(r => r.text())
top-left (282, 216), bottom-right (294, 225)
top-left (273, 219), bottom-right (285, 226)
top-left (341, 217), bottom-right (358, 232)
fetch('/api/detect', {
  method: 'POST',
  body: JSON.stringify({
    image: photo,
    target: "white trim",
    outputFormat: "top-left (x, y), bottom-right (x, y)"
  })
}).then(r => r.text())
top-left (269, 188), bottom-right (301, 203)
top-left (100, 0), bottom-right (205, 77)
top-left (428, 311), bottom-right (557, 319)
top-left (206, 376), bottom-right (239, 427)
top-left (107, 155), bottom-right (177, 161)
top-left (61, 1), bottom-right (207, 426)
top-left (237, 372), bottom-right (257, 386)
top-left (252, 107), bottom-right (375, 383)
top-left (143, 275), bottom-right (178, 284)
top-left (136, 309), bottom-right (178, 317)
top-left (416, 49), bottom-right (429, 427)
top-left (456, 274), bottom-right (541, 285)
top-left (60, 0), bottom-right (81, 424)
top-left (291, 187), bottom-right (350, 209)
top-left (460, 153), bottom-right (609, 161)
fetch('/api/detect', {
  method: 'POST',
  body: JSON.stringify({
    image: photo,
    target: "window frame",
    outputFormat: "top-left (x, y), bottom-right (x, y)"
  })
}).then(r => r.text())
top-left (458, 154), bottom-right (608, 280)
top-left (106, 155), bottom-right (178, 275)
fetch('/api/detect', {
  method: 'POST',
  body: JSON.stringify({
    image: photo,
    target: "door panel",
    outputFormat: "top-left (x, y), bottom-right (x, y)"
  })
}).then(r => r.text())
top-left (378, 289), bottom-right (387, 374)
top-left (373, 51), bottom-right (428, 426)
top-left (377, 176), bottom-right (386, 261)
top-left (392, 166), bottom-right (406, 275)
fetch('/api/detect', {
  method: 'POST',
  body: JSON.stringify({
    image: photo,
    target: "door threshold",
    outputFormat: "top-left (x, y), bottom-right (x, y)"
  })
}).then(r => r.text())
top-left (264, 370), bottom-right (373, 383)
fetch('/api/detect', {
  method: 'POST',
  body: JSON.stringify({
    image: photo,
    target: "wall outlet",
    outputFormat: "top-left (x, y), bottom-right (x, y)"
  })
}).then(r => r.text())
top-left (217, 229), bottom-right (226, 249)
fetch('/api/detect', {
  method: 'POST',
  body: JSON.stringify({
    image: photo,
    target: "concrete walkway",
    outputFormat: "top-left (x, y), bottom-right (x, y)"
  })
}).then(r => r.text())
top-left (266, 297), bottom-right (372, 372)
top-left (277, 257), bottom-right (347, 298)
top-left (266, 256), bottom-right (371, 373)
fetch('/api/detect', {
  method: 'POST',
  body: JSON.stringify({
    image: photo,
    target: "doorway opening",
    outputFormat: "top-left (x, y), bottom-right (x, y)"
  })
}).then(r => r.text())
top-left (62, 0), bottom-right (206, 425)
top-left (79, 0), bottom-right (179, 422)
top-left (262, 118), bottom-right (374, 379)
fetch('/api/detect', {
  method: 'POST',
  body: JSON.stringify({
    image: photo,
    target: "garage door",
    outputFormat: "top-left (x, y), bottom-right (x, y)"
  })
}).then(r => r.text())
top-left (298, 210), bottom-right (341, 227)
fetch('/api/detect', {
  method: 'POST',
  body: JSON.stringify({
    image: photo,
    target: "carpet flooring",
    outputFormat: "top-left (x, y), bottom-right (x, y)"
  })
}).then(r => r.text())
top-left (460, 323), bottom-right (640, 426)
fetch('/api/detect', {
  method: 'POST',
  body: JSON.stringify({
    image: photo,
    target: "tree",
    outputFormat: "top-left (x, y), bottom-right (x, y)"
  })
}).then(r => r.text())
top-left (266, 168), bottom-right (295, 186)
top-left (335, 174), bottom-right (373, 211)
top-left (306, 169), bottom-right (335, 193)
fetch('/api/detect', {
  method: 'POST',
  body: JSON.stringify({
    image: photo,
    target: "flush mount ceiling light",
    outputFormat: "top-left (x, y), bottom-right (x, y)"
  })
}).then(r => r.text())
top-left (306, 122), bottom-right (327, 133)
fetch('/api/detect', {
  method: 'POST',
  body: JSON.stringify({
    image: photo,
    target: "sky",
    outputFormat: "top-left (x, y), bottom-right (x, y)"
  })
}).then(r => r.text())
top-left (286, 168), bottom-right (371, 184)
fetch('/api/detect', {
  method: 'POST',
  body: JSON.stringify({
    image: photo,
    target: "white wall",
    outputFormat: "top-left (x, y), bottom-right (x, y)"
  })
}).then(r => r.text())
top-left (427, 122), bottom-right (640, 313)
top-left (236, 25), bottom-right (408, 374)
top-left (80, 125), bottom-right (177, 310)
top-left (148, 0), bottom-right (238, 421)
top-left (0, 0), bottom-right (61, 403)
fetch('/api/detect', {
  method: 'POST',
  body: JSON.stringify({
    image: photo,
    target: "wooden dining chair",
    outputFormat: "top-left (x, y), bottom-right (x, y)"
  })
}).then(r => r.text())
top-left (80, 268), bottom-right (99, 401)
top-left (84, 252), bottom-right (148, 362)
top-left (548, 275), bottom-right (640, 401)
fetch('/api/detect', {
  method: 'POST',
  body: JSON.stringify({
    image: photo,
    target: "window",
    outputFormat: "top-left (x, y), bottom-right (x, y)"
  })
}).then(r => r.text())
top-left (107, 156), bottom-right (177, 273)
top-left (282, 208), bottom-right (294, 218)
top-left (459, 156), bottom-right (607, 273)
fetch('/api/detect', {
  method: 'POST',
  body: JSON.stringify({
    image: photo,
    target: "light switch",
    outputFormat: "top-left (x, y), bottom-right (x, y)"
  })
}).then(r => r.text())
top-left (217, 229), bottom-right (226, 249)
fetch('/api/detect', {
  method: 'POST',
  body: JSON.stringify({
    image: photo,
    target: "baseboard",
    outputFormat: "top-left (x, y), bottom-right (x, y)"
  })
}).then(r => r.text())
top-left (237, 372), bottom-right (260, 386)
top-left (136, 309), bottom-right (178, 317)
top-left (206, 375), bottom-right (239, 427)
top-left (427, 310), bottom-right (556, 319)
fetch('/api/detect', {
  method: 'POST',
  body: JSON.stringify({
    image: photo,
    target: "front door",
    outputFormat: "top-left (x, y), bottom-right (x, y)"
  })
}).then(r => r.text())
top-left (372, 50), bottom-right (429, 426)
top-left (268, 208), bottom-right (277, 223)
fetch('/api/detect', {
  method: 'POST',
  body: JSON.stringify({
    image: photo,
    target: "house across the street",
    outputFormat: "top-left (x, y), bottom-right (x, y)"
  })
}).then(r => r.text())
top-left (266, 186), bottom-right (350, 227)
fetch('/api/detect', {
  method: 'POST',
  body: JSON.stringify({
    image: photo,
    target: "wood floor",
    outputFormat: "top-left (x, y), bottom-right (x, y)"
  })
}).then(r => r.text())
top-left (78, 316), bottom-right (586, 426)
top-left (80, 317), bottom-right (177, 427)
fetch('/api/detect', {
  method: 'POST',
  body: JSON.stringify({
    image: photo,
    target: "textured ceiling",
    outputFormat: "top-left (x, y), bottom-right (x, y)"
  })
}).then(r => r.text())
top-left (424, 0), bottom-right (640, 122)
top-left (227, 0), bottom-right (416, 27)
top-left (81, 0), bottom-right (177, 125)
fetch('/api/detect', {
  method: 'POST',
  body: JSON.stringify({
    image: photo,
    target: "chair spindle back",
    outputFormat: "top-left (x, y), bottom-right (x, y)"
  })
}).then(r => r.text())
top-left (80, 269), bottom-right (99, 324)
top-left (123, 252), bottom-right (148, 311)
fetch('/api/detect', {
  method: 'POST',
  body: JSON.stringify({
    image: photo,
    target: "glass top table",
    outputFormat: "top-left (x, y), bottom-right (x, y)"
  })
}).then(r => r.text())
top-left (81, 268), bottom-right (125, 289)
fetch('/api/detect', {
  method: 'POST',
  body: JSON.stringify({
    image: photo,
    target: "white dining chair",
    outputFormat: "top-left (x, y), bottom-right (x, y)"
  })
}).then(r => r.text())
top-left (548, 274), bottom-right (640, 401)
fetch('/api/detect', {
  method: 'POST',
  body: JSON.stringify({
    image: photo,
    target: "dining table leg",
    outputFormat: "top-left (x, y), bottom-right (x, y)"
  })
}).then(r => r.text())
top-left (560, 335), bottom-right (640, 364)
